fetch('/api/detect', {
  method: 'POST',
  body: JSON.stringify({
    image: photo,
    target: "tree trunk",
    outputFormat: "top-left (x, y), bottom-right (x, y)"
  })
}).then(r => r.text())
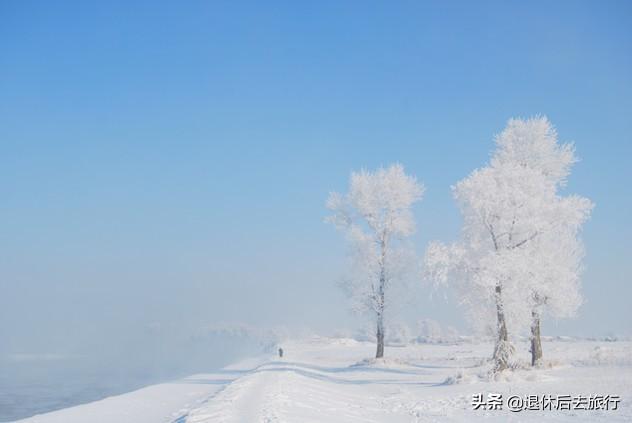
top-left (375, 311), bottom-right (384, 358)
top-left (530, 310), bottom-right (543, 366)
top-left (375, 234), bottom-right (387, 359)
top-left (492, 283), bottom-right (513, 372)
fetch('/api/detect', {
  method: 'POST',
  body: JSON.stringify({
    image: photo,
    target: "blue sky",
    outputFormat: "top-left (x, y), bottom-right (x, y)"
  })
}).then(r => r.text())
top-left (1, 0), bottom-right (631, 352)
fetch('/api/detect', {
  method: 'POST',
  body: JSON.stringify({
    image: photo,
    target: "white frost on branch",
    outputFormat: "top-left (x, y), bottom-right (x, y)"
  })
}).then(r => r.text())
top-left (326, 164), bottom-right (424, 357)
top-left (424, 117), bottom-right (593, 366)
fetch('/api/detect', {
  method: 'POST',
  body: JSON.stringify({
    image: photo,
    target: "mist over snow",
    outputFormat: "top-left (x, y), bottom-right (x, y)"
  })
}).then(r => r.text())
top-left (1, 0), bottom-right (631, 421)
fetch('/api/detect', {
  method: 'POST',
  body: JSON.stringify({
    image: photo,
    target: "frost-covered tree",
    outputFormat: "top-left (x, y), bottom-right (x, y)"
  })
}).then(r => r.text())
top-left (520, 226), bottom-right (588, 365)
top-left (492, 118), bottom-right (593, 366)
top-left (425, 117), bottom-right (592, 371)
top-left (327, 164), bottom-right (424, 358)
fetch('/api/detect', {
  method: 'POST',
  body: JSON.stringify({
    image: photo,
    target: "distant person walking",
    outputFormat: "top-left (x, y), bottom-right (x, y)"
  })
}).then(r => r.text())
top-left (278, 347), bottom-right (284, 358)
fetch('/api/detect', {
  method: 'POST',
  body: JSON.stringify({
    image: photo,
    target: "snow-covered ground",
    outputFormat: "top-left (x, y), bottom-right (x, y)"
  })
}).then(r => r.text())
top-left (15, 337), bottom-right (632, 422)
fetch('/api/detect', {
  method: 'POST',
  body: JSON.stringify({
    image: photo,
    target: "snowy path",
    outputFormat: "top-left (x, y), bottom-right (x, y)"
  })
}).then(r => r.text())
top-left (185, 338), bottom-right (461, 423)
top-left (14, 337), bottom-right (632, 422)
top-left (185, 337), bottom-right (632, 422)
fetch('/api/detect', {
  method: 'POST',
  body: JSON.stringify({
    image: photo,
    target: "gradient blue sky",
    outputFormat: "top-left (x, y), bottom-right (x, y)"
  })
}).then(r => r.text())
top-left (1, 0), bottom-right (631, 353)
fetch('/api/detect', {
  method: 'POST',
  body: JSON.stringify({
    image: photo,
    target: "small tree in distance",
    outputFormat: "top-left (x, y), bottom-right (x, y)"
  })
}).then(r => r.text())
top-left (327, 164), bottom-right (424, 358)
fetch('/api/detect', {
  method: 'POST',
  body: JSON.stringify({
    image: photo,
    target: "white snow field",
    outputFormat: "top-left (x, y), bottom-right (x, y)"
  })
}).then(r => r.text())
top-left (15, 336), bottom-right (632, 422)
